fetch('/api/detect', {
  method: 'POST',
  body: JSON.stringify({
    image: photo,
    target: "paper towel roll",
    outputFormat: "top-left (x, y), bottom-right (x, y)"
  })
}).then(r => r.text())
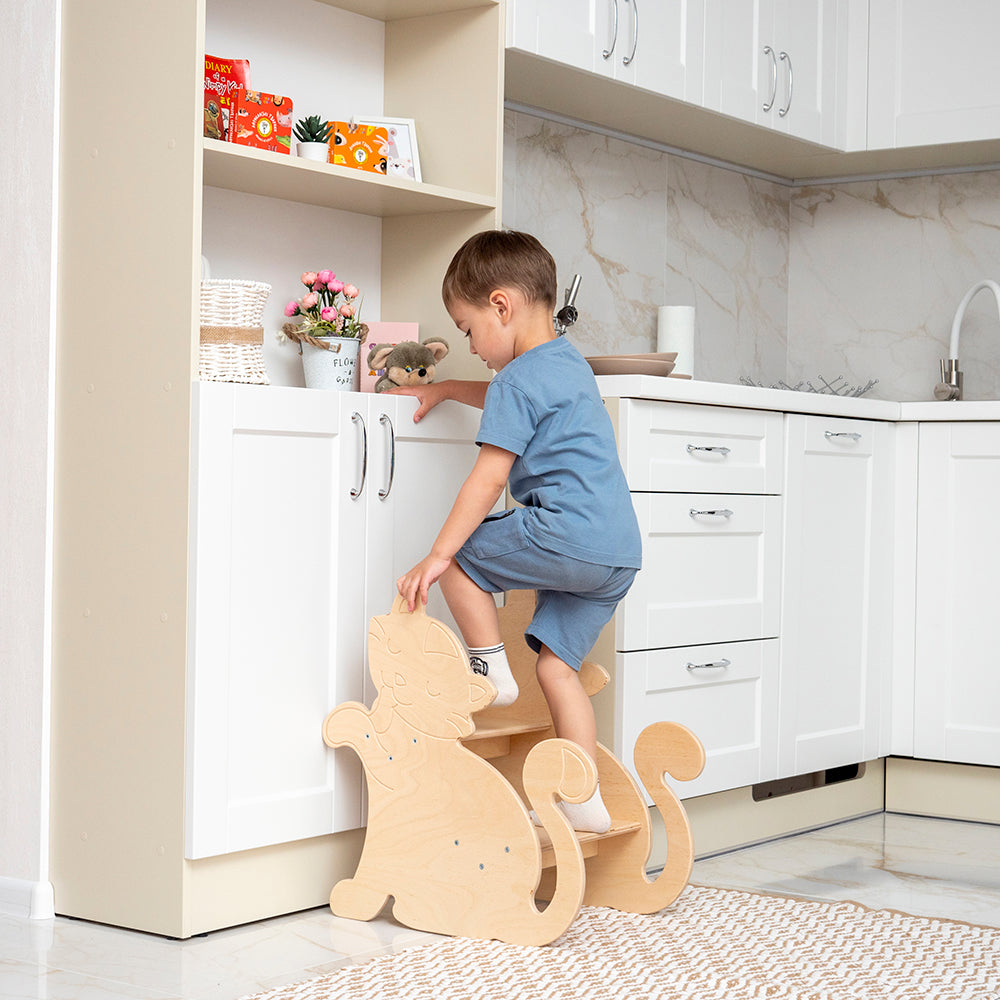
top-left (657, 306), bottom-right (695, 376)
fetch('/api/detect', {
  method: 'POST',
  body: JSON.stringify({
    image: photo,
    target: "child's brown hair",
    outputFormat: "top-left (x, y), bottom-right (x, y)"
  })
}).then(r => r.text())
top-left (442, 230), bottom-right (558, 311)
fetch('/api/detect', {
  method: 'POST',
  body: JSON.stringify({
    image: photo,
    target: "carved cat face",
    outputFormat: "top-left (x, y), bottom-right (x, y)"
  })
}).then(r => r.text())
top-left (368, 602), bottom-right (495, 738)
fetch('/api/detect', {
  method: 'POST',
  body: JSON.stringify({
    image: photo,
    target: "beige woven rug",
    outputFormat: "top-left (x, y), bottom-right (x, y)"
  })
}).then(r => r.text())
top-left (239, 885), bottom-right (1000, 1000)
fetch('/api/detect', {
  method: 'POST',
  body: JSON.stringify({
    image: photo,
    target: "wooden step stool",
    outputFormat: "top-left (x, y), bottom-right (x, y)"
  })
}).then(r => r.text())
top-left (322, 591), bottom-right (705, 946)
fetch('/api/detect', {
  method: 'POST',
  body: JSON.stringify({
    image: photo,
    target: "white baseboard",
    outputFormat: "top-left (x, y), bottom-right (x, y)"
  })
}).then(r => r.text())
top-left (0, 877), bottom-right (55, 919)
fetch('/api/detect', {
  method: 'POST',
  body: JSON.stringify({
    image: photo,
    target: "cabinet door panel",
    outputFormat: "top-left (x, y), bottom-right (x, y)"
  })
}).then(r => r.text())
top-left (702, 0), bottom-right (768, 125)
top-left (915, 423), bottom-right (1000, 765)
top-left (615, 640), bottom-right (779, 799)
top-left (361, 395), bottom-right (486, 699)
top-left (186, 385), bottom-right (365, 860)
top-left (779, 415), bottom-right (892, 778)
top-left (507, 0), bottom-right (600, 72)
top-left (868, 0), bottom-right (1000, 149)
top-left (620, 493), bottom-right (782, 650)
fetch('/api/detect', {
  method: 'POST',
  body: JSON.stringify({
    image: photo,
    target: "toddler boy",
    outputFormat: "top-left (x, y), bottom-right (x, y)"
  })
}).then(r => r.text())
top-left (395, 230), bottom-right (641, 833)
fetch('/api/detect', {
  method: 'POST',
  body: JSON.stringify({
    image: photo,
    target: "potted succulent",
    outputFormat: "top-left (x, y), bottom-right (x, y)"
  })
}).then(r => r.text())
top-left (278, 270), bottom-right (368, 390)
top-left (294, 115), bottom-right (333, 161)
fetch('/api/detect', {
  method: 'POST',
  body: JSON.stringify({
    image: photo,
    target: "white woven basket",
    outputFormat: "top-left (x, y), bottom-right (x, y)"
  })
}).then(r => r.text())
top-left (199, 279), bottom-right (271, 384)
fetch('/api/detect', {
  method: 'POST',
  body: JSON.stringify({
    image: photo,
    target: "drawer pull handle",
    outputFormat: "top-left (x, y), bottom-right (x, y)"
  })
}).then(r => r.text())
top-left (824, 431), bottom-right (861, 442)
top-left (687, 658), bottom-right (731, 671)
top-left (686, 444), bottom-right (731, 456)
top-left (689, 508), bottom-right (734, 518)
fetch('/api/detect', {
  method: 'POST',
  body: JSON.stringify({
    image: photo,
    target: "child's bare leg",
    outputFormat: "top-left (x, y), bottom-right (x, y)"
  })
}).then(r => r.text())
top-left (439, 562), bottom-right (518, 706)
top-left (536, 644), bottom-right (610, 833)
top-left (438, 560), bottom-right (500, 645)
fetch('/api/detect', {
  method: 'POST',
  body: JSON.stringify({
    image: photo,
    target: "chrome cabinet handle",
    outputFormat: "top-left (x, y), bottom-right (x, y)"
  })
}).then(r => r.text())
top-left (689, 508), bottom-right (734, 518)
top-left (350, 411), bottom-right (367, 499)
top-left (378, 413), bottom-right (395, 500)
top-left (687, 658), bottom-right (731, 671)
top-left (603, 0), bottom-right (619, 59)
top-left (623, 0), bottom-right (638, 66)
top-left (762, 45), bottom-right (777, 112)
top-left (687, 444), bottom-right (731, 456)
top-left (825, 431), bottom-right (862, 442)
top-left (778, 50), bottom-right (792, 116)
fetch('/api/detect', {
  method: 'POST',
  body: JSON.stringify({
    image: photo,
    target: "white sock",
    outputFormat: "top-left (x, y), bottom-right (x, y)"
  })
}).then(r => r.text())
top-left (529, 785), bottom-right (612, 834)
top-left (559, 785), bottom-right (612, 834)
top-left (468, 643), bottom-right (518, 708)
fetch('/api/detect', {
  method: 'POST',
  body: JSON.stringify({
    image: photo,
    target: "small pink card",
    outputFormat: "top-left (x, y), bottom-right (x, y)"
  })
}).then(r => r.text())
top-left (360, 322), bottom-right (420, 392)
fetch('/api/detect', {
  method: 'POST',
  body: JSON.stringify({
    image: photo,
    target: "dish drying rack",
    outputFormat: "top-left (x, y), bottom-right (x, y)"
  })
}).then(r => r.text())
top-left (739, 374), bottom-right (879, 398)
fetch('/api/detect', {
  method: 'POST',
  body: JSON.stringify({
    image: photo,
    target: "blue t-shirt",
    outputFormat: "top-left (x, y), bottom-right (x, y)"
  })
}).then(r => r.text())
top-left (476, 336), bottom-right (642, 570)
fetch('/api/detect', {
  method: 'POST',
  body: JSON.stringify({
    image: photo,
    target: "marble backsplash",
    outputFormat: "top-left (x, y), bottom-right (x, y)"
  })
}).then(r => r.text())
top-left (503, 110), bottom-right (1000, 401)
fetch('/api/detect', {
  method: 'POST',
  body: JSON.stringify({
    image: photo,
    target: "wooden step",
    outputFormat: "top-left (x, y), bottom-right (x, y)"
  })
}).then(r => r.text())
top-left (463, 717), bottom-right (552, 760)
top-left (537, 820), bottom-right (643, 869)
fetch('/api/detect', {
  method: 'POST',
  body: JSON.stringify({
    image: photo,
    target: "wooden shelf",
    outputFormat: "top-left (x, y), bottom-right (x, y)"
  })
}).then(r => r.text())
top-left (203, 139), bottom-right (496, 218)
top-left (464, 717), bottom-right (552, 760)
top-left (538, 820), bottom-right (643, 869)
top-left (316, 0), bottom-right (498, 20)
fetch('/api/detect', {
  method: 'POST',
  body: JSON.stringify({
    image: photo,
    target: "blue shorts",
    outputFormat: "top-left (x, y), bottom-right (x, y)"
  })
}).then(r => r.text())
top-left (454, 508), bottom-right (637, 671)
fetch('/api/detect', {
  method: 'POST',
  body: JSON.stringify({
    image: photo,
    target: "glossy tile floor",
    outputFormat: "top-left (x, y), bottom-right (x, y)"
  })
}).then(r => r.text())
top-left (2, 813), bottom-right (998, 999)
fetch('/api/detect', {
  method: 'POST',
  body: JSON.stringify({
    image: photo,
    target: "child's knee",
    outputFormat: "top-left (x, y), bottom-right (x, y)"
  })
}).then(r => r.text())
top-left (535, 644), bottom-right (576, 685)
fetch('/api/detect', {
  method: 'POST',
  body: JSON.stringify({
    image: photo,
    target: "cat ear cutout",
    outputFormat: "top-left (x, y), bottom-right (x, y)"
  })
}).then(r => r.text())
top-left (423, 619), bottom-right (463, 658)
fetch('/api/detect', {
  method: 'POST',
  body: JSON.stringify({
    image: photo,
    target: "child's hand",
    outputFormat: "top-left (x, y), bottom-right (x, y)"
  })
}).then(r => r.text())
top-left (396, 554), bottom-right (453, 611)
top-left (385, 383), bottom-right (449, 423)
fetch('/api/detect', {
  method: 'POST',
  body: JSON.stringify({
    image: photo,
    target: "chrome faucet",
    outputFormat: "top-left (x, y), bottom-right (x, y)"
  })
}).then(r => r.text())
top-left (554, 274), bottom-right (581, 335)
top-left (935, 279), bottom-right (1000, 400)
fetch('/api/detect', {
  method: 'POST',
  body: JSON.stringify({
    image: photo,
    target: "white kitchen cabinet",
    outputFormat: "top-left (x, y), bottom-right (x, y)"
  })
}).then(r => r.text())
top-left (54, 0), bottom-right (504, 936)
top-left (185, 384), bottom-right (483, 860)
top-left (778, 415), bottom-right (894, 778)
top-left (507, 0), bottom-right (704, 102)
top-left (601, 397), bottom-right (784, 801)
top-left (914, 422), bottom-right (1000, 766)
top-left (615, 640), bottom-right (780, 800)
top-left (702, 0), bottom-right (855, 148)
top-left (868, 0), bottom-right (1000, 149)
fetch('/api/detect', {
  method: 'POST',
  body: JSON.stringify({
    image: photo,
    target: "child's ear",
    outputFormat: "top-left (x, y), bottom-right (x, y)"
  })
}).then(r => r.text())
top-left (489, 289), bottom-right (513, 322)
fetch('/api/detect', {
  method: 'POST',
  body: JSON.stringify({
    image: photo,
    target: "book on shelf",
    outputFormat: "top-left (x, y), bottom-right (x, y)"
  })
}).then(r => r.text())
top-left (231, 91), bottom-right (293, 154)
top-left (203, 55), bottom-right (250, 142)
top-left (328, 121), bottom-right (389, 174)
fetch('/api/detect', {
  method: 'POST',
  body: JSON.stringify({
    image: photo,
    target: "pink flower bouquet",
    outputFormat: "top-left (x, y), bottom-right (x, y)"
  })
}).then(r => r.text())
top-left (279, 270), bottom-right (368, 342)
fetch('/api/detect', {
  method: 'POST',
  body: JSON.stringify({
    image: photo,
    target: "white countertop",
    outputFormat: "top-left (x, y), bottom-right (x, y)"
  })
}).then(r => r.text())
top-left (595, 375), bottom-right (1000, 422)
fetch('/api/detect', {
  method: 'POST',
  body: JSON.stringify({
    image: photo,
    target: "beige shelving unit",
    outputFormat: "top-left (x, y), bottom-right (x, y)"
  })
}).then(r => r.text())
top-left (52, 0), bottom-right (502, 938)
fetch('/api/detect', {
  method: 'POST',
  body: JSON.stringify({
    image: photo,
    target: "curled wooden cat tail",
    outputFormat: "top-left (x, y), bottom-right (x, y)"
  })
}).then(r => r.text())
top-left (581, 722), bottom-right (704, 914)
top-left (516, 738), bottom-right (595, 946)
top-left (635, 721), bottom-right (705, 908)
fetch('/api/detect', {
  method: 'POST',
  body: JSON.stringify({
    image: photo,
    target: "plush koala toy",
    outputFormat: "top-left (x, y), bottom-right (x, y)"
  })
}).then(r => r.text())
top-left (367, 338), bottom-right (449, 393)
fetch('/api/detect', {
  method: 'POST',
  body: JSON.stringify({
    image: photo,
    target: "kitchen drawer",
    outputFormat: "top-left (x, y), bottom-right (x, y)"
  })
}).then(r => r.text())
top-left (618, 493), bottom-right (782, 651)
top-left (614, 399), bottom-right (784, 494)
top-left (611, 640), bottom-right (780, 800)
top-left (801, 415), bottom-right (875, 456)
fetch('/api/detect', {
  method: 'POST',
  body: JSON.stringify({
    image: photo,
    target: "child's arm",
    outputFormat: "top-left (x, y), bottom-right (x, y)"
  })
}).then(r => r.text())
top-left (397, 443), bottom-right (515, 611)
top-left (386, 379), bottom-right (489, 423)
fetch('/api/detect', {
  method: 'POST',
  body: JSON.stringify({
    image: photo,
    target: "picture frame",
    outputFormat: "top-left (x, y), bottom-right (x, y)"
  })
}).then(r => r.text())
top-left (355, 116), bottom-right (421, 183)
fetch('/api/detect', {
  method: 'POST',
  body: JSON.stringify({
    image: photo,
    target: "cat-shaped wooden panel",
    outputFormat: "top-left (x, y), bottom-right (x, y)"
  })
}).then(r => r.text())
top-left (322, 596), bottom-right (595, 946)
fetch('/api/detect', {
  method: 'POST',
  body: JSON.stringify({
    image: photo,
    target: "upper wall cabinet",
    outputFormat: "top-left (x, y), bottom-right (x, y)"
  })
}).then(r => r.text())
top-left (867, 0), bottom-right (1000, 149)
top-left (702, 0), bottom-right (855, 149)
top-left (507, 0), bottom-right (705, 103)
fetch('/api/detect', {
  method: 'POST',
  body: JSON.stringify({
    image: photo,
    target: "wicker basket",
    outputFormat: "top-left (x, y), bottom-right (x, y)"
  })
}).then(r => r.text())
top-left (199, 279), bottom-right (271, 384)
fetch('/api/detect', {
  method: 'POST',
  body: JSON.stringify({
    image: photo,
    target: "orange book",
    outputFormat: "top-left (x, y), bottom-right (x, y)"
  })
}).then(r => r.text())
top-left (204, 55), bottom-right (250, 141)
top-left (328, 121), bottom-right (389, 174)
top-left (231, 90), bottom-right (293, 154)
